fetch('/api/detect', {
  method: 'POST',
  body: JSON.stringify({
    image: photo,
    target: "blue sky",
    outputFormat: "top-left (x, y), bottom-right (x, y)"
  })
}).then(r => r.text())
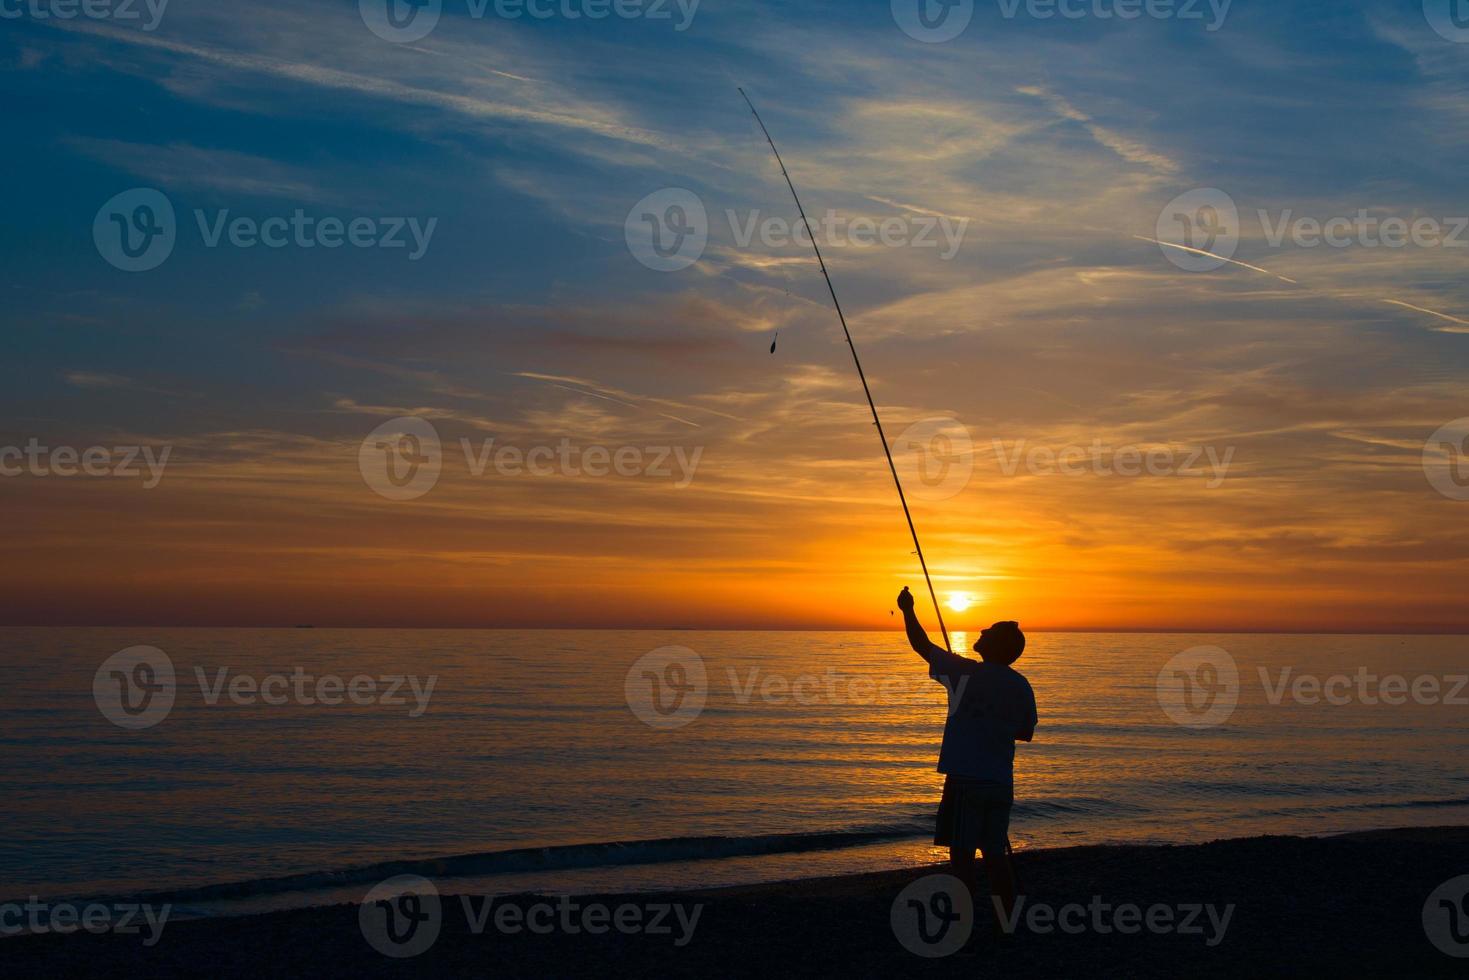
top-left (4, 0), bottom-right (1469, 628)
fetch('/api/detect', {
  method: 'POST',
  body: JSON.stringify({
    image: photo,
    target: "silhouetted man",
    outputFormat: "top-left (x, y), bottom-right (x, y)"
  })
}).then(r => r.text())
top-left (897, 586), bottom-right (1036, 929)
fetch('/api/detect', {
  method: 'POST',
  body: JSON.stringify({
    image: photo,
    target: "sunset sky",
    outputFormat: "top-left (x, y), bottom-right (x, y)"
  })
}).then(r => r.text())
top-left (4, 1), bottom-right (1468, 631)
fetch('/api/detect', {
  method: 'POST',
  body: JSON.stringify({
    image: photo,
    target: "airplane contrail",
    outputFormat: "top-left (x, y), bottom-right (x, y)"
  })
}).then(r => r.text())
top-left (1136, 235), bottom-right (1469, 332)
top-left (1133, 235), bottom-right (1298, 283)
top-left (511, 372), bottom-right (703, 427)
top-left (1380, 299), bottom-right (1469, 332)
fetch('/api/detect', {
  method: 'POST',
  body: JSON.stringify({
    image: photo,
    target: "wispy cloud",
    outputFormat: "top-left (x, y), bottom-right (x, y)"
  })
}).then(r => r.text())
top-left (70, 138), bottom-right (341, 203)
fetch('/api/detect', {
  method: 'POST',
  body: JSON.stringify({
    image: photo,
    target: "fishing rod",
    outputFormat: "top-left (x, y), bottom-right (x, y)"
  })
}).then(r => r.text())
top-left (738, 87), bottom-right (953, 655)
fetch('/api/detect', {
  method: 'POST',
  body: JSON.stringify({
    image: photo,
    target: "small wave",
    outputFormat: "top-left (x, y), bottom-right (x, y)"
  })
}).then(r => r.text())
top-left (1253, 795), bottom-right (1469, 818)
top-left (1016, 797), bottom-right (1150, 818)
top-left (31, 824), bottom-right (931, 908)
top-left (1353, 795), bottom-right (1469, 811)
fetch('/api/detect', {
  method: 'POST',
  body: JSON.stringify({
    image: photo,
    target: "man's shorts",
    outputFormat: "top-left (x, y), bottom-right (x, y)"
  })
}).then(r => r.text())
top-left (934, 775), bottom-right (1013, 856)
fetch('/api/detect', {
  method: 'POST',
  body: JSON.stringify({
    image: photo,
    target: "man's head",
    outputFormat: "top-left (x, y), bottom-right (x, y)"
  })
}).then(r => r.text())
top-left (974, 621), bottom-right (1025, 665)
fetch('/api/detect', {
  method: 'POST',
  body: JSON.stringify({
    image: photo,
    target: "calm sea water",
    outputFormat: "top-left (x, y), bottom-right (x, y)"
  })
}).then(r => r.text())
top-left (3, 629), bottom-right (1467, 913)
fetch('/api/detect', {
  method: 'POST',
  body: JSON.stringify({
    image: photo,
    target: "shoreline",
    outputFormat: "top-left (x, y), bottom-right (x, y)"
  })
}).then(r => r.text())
top-left (8, 825), bottom-right (1469, 976)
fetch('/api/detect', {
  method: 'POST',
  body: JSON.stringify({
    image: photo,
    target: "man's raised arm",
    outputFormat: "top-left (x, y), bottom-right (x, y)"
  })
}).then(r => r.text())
top-left (897, 587), bottom-right (948, 665)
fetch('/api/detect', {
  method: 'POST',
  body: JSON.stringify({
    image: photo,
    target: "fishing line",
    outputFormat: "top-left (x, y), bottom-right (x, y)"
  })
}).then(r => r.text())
top-left (738, 87), bottom-right (953, 654)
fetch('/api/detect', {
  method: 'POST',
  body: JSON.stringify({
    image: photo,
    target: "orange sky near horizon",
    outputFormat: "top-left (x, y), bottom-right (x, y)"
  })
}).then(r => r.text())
top-left (5, 376), bottom-right (1466, 633)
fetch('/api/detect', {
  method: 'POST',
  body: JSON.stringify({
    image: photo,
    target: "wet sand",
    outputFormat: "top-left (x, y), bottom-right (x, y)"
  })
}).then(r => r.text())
top-left (8, 826), bottom-right (1468, 977)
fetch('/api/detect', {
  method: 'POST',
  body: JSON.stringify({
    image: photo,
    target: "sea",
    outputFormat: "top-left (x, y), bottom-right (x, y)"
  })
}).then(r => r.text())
top-left (3, 628), bottom-right (1467, 918)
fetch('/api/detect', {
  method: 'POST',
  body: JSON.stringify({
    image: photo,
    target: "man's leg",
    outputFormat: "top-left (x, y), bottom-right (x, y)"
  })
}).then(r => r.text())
top-left (945, 779), bottom-right (980, 895)
top-left (979, 842), bottom-right (1017, 930)
top-left (949, 844), bottom-right (978, 895)
top-left (979, 791), bottom-right (1018, 934)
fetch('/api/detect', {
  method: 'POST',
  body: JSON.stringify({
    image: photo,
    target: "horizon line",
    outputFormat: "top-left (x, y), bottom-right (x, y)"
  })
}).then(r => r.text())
top-left (4, 623), bottom-right (1468, 636)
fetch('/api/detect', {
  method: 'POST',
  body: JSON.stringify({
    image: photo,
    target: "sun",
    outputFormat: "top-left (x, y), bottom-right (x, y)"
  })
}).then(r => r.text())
top-left (947, 592), bottom-right (975, 613)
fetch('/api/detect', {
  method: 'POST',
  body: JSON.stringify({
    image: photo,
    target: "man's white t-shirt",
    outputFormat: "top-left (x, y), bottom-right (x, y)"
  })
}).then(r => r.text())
top-left (929, 653), bottom-right (1037, 784)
